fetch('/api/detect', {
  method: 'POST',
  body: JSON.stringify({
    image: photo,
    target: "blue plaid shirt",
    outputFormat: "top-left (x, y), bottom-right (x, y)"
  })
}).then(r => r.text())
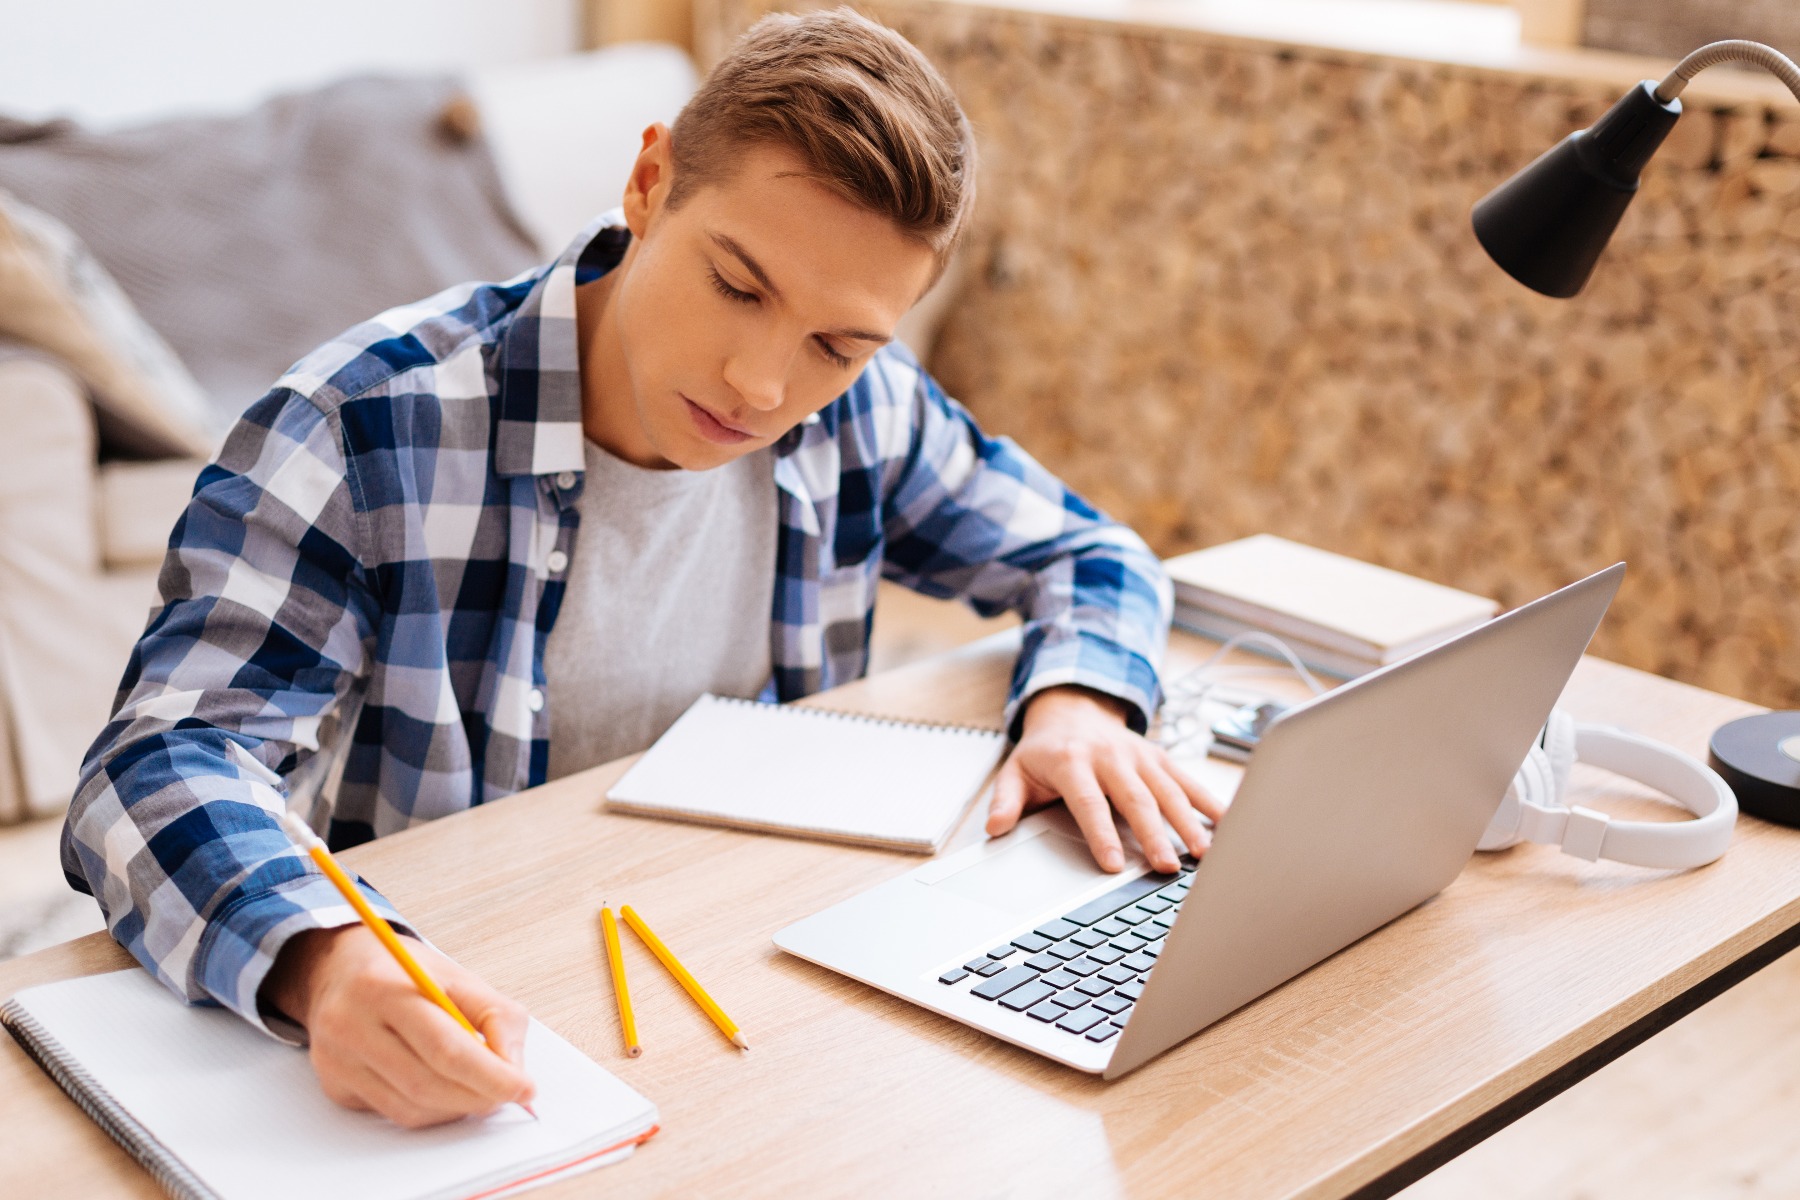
top-left (62, 216), bottom-right (1172, 1037)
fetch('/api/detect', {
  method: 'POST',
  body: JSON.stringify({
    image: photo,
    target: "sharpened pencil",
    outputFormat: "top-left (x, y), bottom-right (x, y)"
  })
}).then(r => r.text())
top-left (620, 905), bottom-right (748, 1050)
top-left (599, 905), bottom-right (641, 1057)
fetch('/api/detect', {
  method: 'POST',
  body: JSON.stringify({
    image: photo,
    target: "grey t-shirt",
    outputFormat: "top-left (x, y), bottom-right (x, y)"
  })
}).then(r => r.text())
top-left (543, 439), bottom-right (777, 778)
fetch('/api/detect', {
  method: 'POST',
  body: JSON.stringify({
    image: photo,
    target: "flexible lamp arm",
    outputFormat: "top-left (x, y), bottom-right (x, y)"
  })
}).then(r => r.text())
top-left (1654, 39), bottom-right (1800, 104)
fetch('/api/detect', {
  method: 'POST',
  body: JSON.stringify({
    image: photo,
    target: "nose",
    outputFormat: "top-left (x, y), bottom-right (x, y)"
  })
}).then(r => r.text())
top-left (721, 338), bottom-right (790, 413)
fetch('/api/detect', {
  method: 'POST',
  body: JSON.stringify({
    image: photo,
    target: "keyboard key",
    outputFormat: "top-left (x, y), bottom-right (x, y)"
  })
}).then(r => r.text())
top-left (1075, 976), bottom-right (1114, 997)
top-left (1048, 942), bottom-right (1087, 961)
top-left (998, 981), bottom-right (1056, 1011)
top-left (1055, 1006), bottom-right (1109, 1034)
top-left (1109, 939), bottom-right (1141, 954)
top-left (938, 968), bottom-right (969, 985)
top-left (1124, 930), bottom-right (1158, 948)
top-left (1113, 907), bottom-right (1152, 926)
top-left (973, 959), bottom-right (1009, 977)
top-left (1064, 956), bottom-right (1105, 977)
top-left (1155, 884), bottom-right (1187, 903)
top-left (1179, 853), bottom-right (1198, 869)
top-left (1099, 964), bottom-right (1137, 985)
top-left (1026, 1000), bottom-right (1066, 1022)
top-left (1138, 895), bottom-right (1174, 914)
top-left (1116, 979), bottom-right (1147, 1001)
top-left (1041, 969), bottom-right (1081, 990)
top-left (1111, 1012), bottom-right (1131, 1026)
top-left (1087, 1023), bottom-right (1121, 1042)
top-left (1094, 918), bottom-right (1131, 937)
top-left (1142, 941), bottom-right (1164, 959)
top-left (1151, 913), bottom-right (1177, 930)
top-left (1034, 919), bottom-right (1081, 941)
top-left (964, 957), bottom-right (995, 973)
top-left (1064, 873), bottom-right (1176, 925)
top-left (1070, 929), bottom-right (1109, 949)
top-left (1025, 952), bottom-right (1062, 972)
top-left (971, 965), bottom-right (1039, 1001)
top-left (988, 945), bottom-right (1017, 960)
top-left (1012, 933), bottom-right (1052, 954)
top-left (1086, 945), bottom-right (1127, 965)
top-left (1050, 990), bottom-right (1087, 1009)
top-left (1122, 952), bottom-right (1158, 973)
top-left (1093, 993), bottom-right (1132, 1014)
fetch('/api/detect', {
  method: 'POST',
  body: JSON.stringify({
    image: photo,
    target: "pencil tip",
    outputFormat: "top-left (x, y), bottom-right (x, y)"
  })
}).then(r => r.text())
top-left (520, 1102), bottom-right (540, 1120)
top-left (732, 1033), bottom-right (750, 1050)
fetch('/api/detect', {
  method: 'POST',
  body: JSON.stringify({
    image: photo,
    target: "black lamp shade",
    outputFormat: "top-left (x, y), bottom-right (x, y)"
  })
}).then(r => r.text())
top-left (1472, 81), bottom-right (1683, 298)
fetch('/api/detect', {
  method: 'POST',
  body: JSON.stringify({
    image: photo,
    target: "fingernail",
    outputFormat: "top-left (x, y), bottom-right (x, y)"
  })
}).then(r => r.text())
top-left (1104, 852), bottom-right (1124, 871)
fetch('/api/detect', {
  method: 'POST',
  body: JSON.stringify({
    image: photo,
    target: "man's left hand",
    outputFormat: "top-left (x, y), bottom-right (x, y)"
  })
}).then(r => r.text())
top-left (987, 686), bottom-right (1224, 874)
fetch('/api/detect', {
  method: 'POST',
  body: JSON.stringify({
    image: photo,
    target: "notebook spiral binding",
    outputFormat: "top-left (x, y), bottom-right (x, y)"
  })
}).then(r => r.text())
top-left (712, 695), bottom-right (1003, 737)
top-left (2, 999), bottom-right (217, 1200)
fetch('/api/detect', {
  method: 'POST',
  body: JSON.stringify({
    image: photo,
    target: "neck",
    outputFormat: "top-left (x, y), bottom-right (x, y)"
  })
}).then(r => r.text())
top-left (576, 251), bottom-right (671, 469)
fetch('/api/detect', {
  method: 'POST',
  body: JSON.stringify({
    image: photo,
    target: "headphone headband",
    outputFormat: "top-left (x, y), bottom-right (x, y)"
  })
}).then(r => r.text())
top-left (1484, 719), bottom-right (1737, 870)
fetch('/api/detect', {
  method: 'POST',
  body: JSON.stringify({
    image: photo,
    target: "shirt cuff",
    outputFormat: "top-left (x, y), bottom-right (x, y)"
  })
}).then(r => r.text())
top-left (1005, 627), bottom-right (1163, 740)
top-left (195, 872), bottom-right (416, 1044)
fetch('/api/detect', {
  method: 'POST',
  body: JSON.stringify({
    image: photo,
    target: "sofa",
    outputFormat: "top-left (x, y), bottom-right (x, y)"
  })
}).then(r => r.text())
top-left (0, 46), bottom-right (708, 823)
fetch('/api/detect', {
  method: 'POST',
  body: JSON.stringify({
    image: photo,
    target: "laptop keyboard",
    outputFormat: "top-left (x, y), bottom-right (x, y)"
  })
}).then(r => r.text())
top-left (935, 855), bottom-right (1195, 1044)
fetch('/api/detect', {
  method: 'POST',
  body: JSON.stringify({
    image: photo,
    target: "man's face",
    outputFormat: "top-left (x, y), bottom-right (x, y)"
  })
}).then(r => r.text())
top-left (594, 137), bottom-right (940, 471)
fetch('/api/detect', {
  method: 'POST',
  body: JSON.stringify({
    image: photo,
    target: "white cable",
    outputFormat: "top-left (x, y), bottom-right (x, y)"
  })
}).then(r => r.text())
top-left (1156, 632), bottom-right (1329, 758)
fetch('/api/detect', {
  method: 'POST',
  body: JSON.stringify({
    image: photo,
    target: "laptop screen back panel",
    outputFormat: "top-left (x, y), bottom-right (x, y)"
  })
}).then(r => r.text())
top-left (1103, 565), bottom-right (1622, 1079)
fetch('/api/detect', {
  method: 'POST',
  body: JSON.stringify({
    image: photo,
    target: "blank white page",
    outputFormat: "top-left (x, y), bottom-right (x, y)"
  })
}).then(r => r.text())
top-left (607, 694), bottom-right (1007, 852)
top-left (4, 969), bottom-right (657, 1200)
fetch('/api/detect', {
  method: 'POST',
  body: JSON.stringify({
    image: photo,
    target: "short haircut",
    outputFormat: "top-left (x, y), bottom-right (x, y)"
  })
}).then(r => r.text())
top-left (668, 7), bottom-right (977, 264)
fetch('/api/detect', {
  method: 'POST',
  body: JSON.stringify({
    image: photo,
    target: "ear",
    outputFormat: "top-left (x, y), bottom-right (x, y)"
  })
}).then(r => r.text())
top-left (622, 123), bottom-right (674, 239)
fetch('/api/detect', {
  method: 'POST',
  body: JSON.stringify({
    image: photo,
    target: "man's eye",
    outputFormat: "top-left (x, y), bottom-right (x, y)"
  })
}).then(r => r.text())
top-left (815, 336), bottom-right (852, 368)
top-left (707, 267), bottom-right (758, 304)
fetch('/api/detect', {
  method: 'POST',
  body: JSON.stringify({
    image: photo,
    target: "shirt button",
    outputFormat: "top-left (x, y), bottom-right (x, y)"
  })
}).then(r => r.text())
top-left (555, 471), bottom-right (577, 490)
top-left (546, 549), bottom-right (569, 574)
top-left (528, 688), bottom-right (545, 713)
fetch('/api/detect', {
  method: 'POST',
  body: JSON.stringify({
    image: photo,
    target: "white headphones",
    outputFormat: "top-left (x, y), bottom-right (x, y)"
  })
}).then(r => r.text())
top-left (1479, 709), bottom-right (1738, 869)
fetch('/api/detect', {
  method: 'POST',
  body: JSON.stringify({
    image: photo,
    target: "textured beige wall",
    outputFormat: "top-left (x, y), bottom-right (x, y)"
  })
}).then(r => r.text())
top-left (709, 1), bottom-right (1800, 709)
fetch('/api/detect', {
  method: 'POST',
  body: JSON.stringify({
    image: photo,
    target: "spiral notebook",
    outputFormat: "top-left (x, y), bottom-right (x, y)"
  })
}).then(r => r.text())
top-left (606, 694), bottom-right (1009, 853)
top-left (2, 968), bottom-right (659, 1200)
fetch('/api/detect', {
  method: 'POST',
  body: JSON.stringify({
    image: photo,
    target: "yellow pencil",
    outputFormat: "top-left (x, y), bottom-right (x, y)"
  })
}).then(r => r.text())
top-left (599, 905), bottom-right (641, 1057)
top-left (278, 811), bottom-right (537, 1115)
top-left (620, 905), bottom-right (748, 1051)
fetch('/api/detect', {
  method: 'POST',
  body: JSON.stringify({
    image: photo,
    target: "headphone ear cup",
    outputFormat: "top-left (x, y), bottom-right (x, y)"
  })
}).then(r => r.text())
top-left (1480, 741), bottom-right (1559, 851)
top-left (1542, 708), bottom-right (1578, 804)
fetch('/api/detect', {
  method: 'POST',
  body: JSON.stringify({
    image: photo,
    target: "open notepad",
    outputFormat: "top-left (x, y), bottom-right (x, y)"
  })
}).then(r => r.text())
top-left (607, 694), bottom-right (1008, 853)
top-left (2, 969), bottom-right (658, 1200)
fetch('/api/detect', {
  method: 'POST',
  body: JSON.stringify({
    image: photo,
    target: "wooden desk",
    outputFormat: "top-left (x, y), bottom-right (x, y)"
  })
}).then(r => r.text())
top-left (3, 631), bottom-right (1794, 1199)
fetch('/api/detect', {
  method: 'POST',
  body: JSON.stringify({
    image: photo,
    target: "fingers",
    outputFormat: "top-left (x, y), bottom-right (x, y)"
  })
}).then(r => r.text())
top-left (1156, 747), bottom-right (1228, 824)
top-left (296, 926), bottom-right (535, 1127)
top-left (1143, 759), bottom-right (1212, 860)
top-left (1092, 749), bottom-right (1183, 874)
top-left (986, 756), bottom-right (1028, 836)
top-left (1039, 748), bottom-right (1127, 872)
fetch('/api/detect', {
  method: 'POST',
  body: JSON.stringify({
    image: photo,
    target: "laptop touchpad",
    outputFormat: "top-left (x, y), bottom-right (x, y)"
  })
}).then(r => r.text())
top-left (930, 831), bottom-right (1116, 917)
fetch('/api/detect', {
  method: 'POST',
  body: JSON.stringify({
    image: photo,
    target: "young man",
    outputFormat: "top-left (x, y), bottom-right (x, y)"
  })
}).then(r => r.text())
top-left (63, 9), bottom-right (1216, 1126)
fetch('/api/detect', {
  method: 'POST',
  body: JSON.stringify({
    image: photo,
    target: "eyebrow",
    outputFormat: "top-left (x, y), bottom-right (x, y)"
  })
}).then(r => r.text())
top-left (709, 231), bottom-right (893, 346)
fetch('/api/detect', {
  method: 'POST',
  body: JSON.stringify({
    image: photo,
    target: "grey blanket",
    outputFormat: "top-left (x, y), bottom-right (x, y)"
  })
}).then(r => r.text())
top-left (0, 77), bottom-right (541, 422)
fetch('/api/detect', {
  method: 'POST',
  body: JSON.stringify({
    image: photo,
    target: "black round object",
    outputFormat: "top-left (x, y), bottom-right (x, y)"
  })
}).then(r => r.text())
top-left (1709, 711), bottom-right (1800, 827)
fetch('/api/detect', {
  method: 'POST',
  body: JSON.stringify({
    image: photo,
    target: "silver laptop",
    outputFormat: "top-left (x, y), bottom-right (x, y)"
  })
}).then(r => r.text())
top-left (774, 564), bottom-right (1624, 1078)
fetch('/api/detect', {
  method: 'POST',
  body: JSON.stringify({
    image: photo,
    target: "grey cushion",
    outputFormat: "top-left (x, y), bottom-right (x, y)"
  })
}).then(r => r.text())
top-left (0, 76), bottom-right (541, 427)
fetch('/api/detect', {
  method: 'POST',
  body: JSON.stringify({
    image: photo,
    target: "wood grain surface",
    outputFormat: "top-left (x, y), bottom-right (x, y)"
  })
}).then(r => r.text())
top-left (0, 631), bottom-right (1788, 1200)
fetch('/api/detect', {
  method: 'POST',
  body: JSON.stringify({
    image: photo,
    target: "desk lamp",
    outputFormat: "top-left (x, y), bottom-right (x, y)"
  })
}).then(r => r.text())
top-left (1470, 39), bottom-right (1800, 828)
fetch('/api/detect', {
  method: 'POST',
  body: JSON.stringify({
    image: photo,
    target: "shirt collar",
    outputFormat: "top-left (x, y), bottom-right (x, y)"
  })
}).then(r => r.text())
top-left (493, 211), bottom-right (631, 478)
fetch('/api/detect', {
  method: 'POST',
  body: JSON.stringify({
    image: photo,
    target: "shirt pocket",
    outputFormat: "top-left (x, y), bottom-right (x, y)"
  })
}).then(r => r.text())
top-left (818, 553), bottom-right (879, 666)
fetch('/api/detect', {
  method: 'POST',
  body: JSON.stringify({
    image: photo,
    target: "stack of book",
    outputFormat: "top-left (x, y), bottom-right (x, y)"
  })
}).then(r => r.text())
top-left (1164, 535), bottom-right (1500, 679)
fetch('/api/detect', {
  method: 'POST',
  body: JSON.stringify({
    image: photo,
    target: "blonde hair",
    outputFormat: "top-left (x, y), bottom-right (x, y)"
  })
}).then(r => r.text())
top-left (668, 8), bottom-right (977, 260)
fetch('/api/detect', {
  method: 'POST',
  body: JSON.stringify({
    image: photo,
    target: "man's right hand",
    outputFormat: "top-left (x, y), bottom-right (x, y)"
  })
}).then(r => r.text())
top-left (260, 925), bottom-right (536, 1128)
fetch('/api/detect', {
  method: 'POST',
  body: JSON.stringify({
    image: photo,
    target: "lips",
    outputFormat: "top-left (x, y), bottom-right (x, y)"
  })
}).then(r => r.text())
top-left (682, 396), bottom-right (756, 444)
